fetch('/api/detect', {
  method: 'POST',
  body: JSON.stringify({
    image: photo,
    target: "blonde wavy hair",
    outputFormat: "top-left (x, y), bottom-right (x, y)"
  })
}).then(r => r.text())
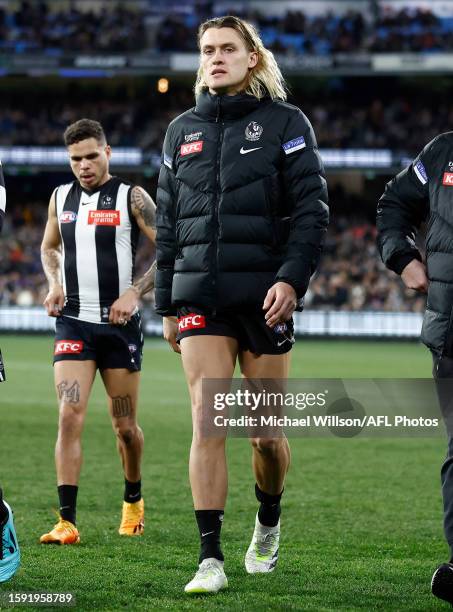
top-left (195, 15), bottom-right (287, 101)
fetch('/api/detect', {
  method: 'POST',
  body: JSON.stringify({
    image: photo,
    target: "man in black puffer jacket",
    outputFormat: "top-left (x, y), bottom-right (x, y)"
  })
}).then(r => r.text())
top-left (377, 132), bottom-right (453, 605)
top-left (156, 15), bottom-right (328, 594)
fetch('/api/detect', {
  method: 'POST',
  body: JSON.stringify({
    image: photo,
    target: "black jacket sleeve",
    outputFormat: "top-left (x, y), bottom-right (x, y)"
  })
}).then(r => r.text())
top-left (0, 161), bottom-right (5, 233)
top-left (376, 136), bottom-right (439, 274)
top-left (275, 109), bottom-right (329, 300)
top-left (155, 130), bottom-right (178, 316)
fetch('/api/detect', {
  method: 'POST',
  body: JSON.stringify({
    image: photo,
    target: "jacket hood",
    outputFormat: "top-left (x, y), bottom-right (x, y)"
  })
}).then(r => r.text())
top-left (195, 89), bottom-right (270, 120)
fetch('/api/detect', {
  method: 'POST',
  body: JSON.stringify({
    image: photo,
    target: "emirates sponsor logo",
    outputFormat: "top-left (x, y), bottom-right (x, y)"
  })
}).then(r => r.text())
top-left (178, 313), bottom-right (206, 332)
top-left (180, 141), bottom-right (203, 156)
top-left (88, 210), bottom-right (120, 225)
top-left (54, 340), bottom-right (84, 355)
top-left (443, 173), bottom-right (453, 186)
top-left (184, 131), bottom-right (203, 143)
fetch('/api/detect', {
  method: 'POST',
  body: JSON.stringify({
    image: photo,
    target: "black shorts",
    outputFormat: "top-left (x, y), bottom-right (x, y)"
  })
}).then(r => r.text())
top-left (176, 306), bottom-right (295, 355)
top-left (54, 314), bottom-right (143, 371)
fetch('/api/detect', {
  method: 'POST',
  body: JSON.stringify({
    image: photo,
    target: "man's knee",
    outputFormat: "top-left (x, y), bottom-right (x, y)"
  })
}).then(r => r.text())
top-left (58, 404), bottom-right (85, 439)
top-left (191, 401), bottom-right (226, 447)
top-left (251, 437), bottom-right (284, 456)
top-left (113, 420), bottom-right (139, 446)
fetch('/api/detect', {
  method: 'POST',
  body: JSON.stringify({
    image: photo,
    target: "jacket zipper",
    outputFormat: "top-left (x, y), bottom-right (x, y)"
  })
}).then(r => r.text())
top-left (212, 97), bottom-right (223, 315)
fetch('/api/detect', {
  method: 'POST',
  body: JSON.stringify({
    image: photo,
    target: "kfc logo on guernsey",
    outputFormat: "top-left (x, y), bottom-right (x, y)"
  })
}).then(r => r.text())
top-left (180, 141), bottom-right (203, 156)
top-left (443, 173), bottom-right (453, 186)
top-left (178, 313), bottom-right (206, 332)
top-left (54, 340), bottom-right (84, 355)
top-left (60, 211), bottom-right (77, 224)
top-left (88, 210), bottom-right (120, 226)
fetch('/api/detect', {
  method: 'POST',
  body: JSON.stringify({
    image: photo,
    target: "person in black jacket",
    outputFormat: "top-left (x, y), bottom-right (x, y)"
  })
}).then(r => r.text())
top-left (156, 15), bottom-right (328, 594)
top-left (0, 162), bottom-right (21, 583)
top-left (377, 132), bottom-right (453, 604)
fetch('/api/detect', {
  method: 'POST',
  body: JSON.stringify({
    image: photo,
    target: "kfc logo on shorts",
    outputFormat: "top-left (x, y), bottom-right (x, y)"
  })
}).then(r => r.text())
top-left (443, 172), bottom-right (453, 186)
top-left (60, 211), bottom-right (77, 224)
top-left (88, 210), bottom-right (120, 225)
top-left (180, 141), bottom-right (203, 156)
top-left (178, 313), bottom-right (206, 332)
top-left (54, 340), bottom-right (84, 355)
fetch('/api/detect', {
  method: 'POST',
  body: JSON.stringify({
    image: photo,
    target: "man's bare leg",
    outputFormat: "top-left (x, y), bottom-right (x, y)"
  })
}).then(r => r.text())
top-left (40, 360), bottom-right (96, 543)
top-left (101, 368), bottom-right (144, 535)
top-left (239, 350), bottom-right (291, 573)
top-left (239, 351), bottom-right (291, 495)
top-left (101, 369), bottom-right (143, 483)
top-left (55, 361), bottom-right (96, 487)
top-left (180, 335), bottom-right (237, 571)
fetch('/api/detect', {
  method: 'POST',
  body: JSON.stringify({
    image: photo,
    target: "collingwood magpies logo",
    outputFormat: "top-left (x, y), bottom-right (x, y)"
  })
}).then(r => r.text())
top-left (101, 195), bottom-right (113, 209)
top-left (245, 121), bottom-right (263, 142)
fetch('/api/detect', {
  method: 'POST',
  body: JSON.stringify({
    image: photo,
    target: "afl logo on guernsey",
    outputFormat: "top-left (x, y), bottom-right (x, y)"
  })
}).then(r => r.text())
top-left (60, 211), bottom-right (77, 224)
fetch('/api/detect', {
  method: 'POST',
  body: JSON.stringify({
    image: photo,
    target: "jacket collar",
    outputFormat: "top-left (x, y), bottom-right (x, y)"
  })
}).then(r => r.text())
top-left (195, 89), bottom-right (268, 120)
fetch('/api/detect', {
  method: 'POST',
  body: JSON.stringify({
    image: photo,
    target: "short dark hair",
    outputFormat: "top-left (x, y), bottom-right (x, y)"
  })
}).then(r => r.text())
top-left (63, 119), bottom-right (107, 147)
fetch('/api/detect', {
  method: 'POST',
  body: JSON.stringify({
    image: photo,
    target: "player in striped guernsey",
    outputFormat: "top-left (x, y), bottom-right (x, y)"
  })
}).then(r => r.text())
top-left (40, 119), bottom-right (156, 545)
top-left (0, 162), bottom-right (21, 583)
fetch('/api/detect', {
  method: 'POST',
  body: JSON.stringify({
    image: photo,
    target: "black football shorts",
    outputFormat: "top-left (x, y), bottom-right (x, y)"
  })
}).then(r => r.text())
top-left (54, 313), bottom-right (143, 371)
top-left (176, 306), bottom-right (295, 355)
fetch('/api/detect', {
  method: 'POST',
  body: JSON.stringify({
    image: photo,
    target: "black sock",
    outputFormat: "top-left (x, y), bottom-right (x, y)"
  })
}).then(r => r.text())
top-left (195, 510), bottom-right (224, 563)
top-left (124, 479), bottom-right (142, 503)
top-left (256, 484), bottom-right (282, 527)
top-left (58, 485), bottom-right (78, 525)
top-left (0, 488), bottom-right (8, 524)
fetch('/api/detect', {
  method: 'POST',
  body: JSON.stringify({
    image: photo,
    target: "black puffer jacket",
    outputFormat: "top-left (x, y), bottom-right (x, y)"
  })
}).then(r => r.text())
top-left (377, 132), bottom-right (453, 355)
top-left (155, 90), bottom-right (329, 316)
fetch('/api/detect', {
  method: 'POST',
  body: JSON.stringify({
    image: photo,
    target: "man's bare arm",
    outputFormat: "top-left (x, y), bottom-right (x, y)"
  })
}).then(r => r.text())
top-left (41, 190), bottom-right (64, 316)
top-left (130, 185), bottom-right (157, 297)
top-left (130, 185), bottom-right (156, 233)
top-left (131, 260), bottom-right (157, 298)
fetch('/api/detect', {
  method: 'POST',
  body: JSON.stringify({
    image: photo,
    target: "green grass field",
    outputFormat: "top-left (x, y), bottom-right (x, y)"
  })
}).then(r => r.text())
top-left (0, 336), bottom-right (449, 610)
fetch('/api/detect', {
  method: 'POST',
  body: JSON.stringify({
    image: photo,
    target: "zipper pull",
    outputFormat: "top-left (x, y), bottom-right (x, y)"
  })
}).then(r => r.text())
top-left (216, 96), bottom-right (221, 123)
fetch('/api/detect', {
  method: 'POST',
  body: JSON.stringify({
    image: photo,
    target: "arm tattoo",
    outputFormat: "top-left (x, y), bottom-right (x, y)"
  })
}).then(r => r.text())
top-left (132, 260), bottom-right (156, 298)
top-left (131, 186), bottom-right (156, 229)
top-left (57, 380), bottom-right (80, 404)
top-left (41, 248), bottom-right (62, 287)
top-left (112, 394), bottom-right (133, 418)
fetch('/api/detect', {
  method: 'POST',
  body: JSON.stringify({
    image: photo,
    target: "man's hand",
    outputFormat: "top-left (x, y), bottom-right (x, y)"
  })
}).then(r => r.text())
top-left (43, 284), bottom-right (65, 317)
top-left (263, 281), bottom-right (298, 328)
top-left (109, 287), bottom-right (139, 325)
top-left (163, 316), bottom-right (180, 353)
top-left (401, 259), bottom-right (429, 293)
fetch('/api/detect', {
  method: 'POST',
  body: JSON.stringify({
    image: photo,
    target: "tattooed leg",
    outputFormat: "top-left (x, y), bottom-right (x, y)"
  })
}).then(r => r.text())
top-left (54, 361), bottom-right (97, 485)
top-left (101, 369), bottom-right (143, 483)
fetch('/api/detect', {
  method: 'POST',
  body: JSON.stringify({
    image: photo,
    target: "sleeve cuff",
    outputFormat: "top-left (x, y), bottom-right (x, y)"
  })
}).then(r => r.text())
top-left (390, 251), bottom-right (422, 275)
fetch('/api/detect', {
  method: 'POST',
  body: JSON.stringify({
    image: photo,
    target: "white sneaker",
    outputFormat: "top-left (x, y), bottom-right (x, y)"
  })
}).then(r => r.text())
top-left (184, 557), bottom-right (228, 594)
top-left (245, 513), bottom-right (280, 574)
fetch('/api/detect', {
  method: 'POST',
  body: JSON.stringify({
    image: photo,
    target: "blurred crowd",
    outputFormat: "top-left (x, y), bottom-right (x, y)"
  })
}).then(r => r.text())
top-left (0, 87), bottom-right (448, 158)
top-left (0, 202), bottom-right (425, 313)
top-left (0, 1), bottom-right (452, 55)
top-left (0, 1), bottom-right (147, 53)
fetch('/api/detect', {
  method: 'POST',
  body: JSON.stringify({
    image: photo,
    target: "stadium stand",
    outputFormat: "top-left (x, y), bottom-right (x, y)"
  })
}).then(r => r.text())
top-left (0, 1), bottom-right (452, 55)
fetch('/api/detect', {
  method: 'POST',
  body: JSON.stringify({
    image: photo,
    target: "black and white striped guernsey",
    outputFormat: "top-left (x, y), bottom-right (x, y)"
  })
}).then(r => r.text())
top-left (56, 176), bottom-right (140, 323)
